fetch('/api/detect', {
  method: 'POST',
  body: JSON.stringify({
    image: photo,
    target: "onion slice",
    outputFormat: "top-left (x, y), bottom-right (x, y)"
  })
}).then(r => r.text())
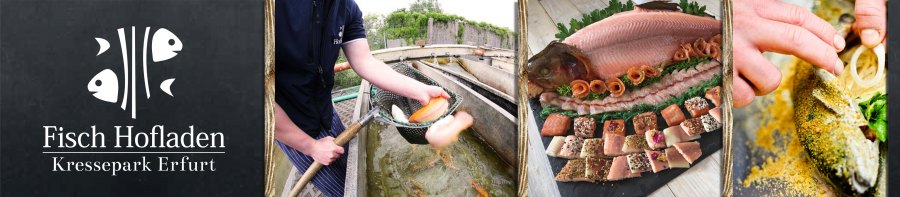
top-left (849, 44), bottom-right (885, 88)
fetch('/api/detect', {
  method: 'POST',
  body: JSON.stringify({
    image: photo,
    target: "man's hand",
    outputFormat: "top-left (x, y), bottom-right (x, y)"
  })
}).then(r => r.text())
top-left (853, 0), bottom-right (886, 48)
top-left (342, 40), bottom-right (450, 106)
top-left (733, 0), bottom-right (844, 107)
top-left (274, 103), bottom-right (346, 165)
top-left (413, 85), bottom-right (451, 106)
top-left (308, 137), bottom-right (345, 165)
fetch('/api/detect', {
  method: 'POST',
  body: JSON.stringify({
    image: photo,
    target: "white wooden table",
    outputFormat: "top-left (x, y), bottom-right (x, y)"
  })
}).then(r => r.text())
top-left (525, 0), bottom-right (722, 196)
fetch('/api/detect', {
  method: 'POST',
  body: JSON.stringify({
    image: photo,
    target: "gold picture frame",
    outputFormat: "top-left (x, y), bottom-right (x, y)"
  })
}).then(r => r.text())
top-left (263, 0), bottom-right (277, 196)
top-left (512, 0), bottom-right (735, 196)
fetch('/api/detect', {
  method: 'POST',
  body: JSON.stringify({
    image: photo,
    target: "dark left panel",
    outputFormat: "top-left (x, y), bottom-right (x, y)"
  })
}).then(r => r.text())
top-left (1, 0), bottom-right (265, 196)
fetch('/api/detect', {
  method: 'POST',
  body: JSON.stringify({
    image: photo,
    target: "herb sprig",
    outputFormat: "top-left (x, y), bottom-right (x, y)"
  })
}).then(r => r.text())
top-left (859, 92), bottom-right (888, 142)
top-left (540, 74), bottom-right (722, 122)
top-left (678, 0), bottom-right (708, 17)
top-left (554, 0), bottom-right (634, 40)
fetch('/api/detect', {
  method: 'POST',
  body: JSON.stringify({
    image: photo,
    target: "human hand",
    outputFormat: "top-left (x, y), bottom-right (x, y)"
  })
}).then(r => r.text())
top-left (853, 0), bottom-right (886, 48)
top-left (413, 85), bottom-right (450, 106)
top-left (733, 0), bottom-right (844, 107)
top-left (308, 137), bottom-right (344, 165)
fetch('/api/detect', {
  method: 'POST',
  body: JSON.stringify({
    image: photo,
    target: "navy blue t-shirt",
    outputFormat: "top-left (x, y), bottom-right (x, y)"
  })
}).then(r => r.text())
top-left (275, 0), bottom-right (366, 136)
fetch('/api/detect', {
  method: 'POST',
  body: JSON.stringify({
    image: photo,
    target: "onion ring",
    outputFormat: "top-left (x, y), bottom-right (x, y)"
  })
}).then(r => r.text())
top-left (709, 34), bottom-right (721, 46)
top-left (691, 38), bottom-right (707, 58)
top-left (674, 43), bottom-right (693, 61)
top-left (570, 80), bottom-right (590, 99)
top-left (589, 80), bottom-right (607, 94)
top-left (849, 44), bottom-right (885, 88)
top-left (606, 78), bottom-right (626, 97)
top-left (640, 64), bottom-right (660, 78)
top-left (626, 66), bottom-right (645, 85)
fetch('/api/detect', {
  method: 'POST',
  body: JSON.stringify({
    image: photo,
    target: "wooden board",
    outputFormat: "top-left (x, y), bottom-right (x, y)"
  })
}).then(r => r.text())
top-left (526, 0), bottom-right (561, 55)
top-left (567, 0), bottom-right (610, 14)
top-left (529, 98), bottom-right (723, 197)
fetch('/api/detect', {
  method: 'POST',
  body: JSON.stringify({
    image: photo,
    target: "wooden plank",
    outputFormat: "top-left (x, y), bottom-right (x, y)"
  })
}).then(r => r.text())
top-left (419, 60), bottom-right (515, 103)
top-left (526, 0), bottom-right (560, 55)
top-left (526, 105), bottom-right (563, 197)
top-left (665, 150), bottom-right (722, 196)
top-left (649, 185), bottom-right (677, 197)
top-left (344, 80), bottom-right (370, 197)
top-left (458, 58), bottom-right (516, 98)
top-left (696, 0), bottom-right (721, 19)
top-left (371, 44), bottom-right (515, 64)
top-left (417, 63), bottom-right (520, 166)
top-left (567, 0), bottom-right (610, 14)
top-left (538, 0), bottom-right (583, 25)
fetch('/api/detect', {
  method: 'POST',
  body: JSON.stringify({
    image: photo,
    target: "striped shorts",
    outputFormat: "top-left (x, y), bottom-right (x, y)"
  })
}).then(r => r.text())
top-left (277, 109), bottom-right (348, 197)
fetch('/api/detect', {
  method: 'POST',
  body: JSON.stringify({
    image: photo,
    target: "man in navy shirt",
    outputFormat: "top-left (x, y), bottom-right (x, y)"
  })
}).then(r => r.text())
top-left (274, 0), bottom-right (448, 196)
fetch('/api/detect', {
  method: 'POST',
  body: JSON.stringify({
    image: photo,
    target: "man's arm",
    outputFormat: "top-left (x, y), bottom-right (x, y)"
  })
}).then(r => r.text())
top-left (274, 103), bottom-right (344, 165)
top-left (342, 40), bottom-right (449, 105)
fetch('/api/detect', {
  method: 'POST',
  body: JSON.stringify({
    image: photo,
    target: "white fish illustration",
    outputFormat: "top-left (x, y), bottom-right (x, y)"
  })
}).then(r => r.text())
top-left (87, 26), bottom-right (182, 119)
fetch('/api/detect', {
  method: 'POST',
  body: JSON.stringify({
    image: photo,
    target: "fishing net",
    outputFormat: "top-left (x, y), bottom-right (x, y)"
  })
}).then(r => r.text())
top-left (369, 62), bottom-right (462, 144)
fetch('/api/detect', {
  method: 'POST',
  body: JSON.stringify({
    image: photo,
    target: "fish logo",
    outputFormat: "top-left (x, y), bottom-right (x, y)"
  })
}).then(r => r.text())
top-left (87, 26), bottom-right (182, 119)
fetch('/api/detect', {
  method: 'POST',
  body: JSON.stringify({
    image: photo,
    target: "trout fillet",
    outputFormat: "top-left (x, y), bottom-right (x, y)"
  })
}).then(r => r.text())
top-left (527, 11), bottom-right (720, 90)
top-left (565, 11), bottom-right (720, 80)
top-left (792, 66), bottom-right (879, 194)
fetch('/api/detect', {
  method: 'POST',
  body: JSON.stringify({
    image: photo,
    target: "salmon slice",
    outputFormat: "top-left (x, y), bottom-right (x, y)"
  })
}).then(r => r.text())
top-left (632, 112), bottom-right (658, 136)
top-left (602, 119), bottom-right (626, 138)
top-left (622, 135), bottom-right (649, 154)
top-left (684, 97), bottom-right (710, 118)
top-left (664, 125), bottom-right (699, 147)
top-left (645, 149), bottom-right (669, 173)
top-left (563, 11), bottom-right (722, 80)
top-left (574, 116), bottom-right (596, 138)
top-left (580, 138), bottom-right (606, 158)
top-left (709, 106), bottom-right (722, 123)
top-left (700, 114), bottom-right (721, 132)
top-left (705, 86), bottom-right (721, 107)
top-left (607, 156), bottom-right (641, 181)
top-left (604, 135), bottom-right (626, 156)
top-left (673, 142), bottom-right (702, 164)
top-left (555, 159), bottom-right (584, 182)
top-left (645, 129), bottom-right (666, 149)
top-left (680, 117), bottom-right (704, 136)
top-left (536, 62), bottom-right (722, 114)
top-left (586, 157), bottom-right (613, 182)
top-left (666, 147), bottom-right (690, 168)
top-left (627, 152), bottom-right (651, 173)
top-left (541, 114), bottom-right (571, 136)
top-left (660, 104), bottom-right (686, 127)
top-left (559, 135), bottom-right (585, 159)
top-left (545, 136), bottom-right (566, 157)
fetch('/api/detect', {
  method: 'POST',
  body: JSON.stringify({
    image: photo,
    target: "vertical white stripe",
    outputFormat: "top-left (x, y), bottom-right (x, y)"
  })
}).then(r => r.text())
top-left (131, 26), bottom-right (136, 119)
top-left (142, 27), bottom-right (150, 99)
top-left (117, 28), bottom-right (129, 110)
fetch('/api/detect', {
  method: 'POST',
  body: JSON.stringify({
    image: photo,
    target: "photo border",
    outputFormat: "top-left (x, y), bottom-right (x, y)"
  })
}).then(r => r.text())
top-left (512, 0), bottom-right (736, 196)
top-left (263, 0), bottom-right (276, 195)
top-left (720, 0), bottom-right (735, 196)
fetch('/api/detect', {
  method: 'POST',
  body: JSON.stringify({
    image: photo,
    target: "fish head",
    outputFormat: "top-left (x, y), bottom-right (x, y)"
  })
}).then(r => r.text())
top-left (794, 67), bottom-right (879, 194)
top-left (811, 69), bottom-right (869, 126)
top-left (526, 41), bottom-right (593, 90)
top-left (87, 69), bottom-right (119, 103)
top-left (151, 28), bottom-right (182, 62)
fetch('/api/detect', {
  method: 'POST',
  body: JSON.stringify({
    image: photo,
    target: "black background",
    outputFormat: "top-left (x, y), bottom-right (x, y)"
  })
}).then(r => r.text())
top-left (1, 0), bottom-right (264, 196)
top-left (887, 0), bottom-right (898, 196)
